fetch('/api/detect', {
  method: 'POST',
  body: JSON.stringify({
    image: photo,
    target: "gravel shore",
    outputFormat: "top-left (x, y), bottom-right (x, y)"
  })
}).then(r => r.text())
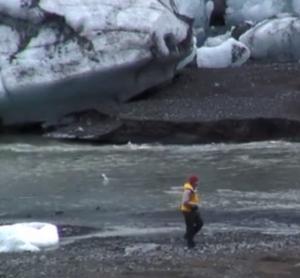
top-left (1, 226), bottom-right (300, 278)
top-left (46, 62), bottom-right (300, 143)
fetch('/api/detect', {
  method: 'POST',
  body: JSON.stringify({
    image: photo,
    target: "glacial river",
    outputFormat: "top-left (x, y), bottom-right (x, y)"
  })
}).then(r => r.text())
top-left (1, 136), bottom-right (300, 239)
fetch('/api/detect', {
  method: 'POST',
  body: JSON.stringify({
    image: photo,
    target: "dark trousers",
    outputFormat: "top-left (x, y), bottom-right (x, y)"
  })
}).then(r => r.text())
top-left (182, 209), bottom-right (203, 246)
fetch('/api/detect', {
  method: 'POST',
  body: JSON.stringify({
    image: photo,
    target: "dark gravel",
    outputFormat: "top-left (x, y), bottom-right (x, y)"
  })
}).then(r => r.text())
top-left (46, 62), bottom-right (300, 143)
top-left (1, 227), bottom-right (300, 278)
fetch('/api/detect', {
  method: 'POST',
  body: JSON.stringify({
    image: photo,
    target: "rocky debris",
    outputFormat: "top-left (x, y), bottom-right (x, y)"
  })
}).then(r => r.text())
top-left (45, 110), bottom-right (122, 141)
top-left (0, 228), bottom-right (300, 278)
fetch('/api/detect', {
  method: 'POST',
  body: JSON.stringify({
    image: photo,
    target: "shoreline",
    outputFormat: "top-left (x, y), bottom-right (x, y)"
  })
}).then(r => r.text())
top-left (1, 223), bottom-right (300, 277)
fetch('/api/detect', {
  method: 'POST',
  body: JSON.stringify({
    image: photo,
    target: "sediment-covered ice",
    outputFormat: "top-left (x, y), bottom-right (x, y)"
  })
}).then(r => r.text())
top-left (0, 0), bottom-right (195, 124)
top-left (196, 38), bottom-right (250, 68)
top-left (0, 0), bottom-right (44, 23)
top-left (240, 16), bottom-right (300, 61)
top-left (0, 222), bottom-right (59, 253)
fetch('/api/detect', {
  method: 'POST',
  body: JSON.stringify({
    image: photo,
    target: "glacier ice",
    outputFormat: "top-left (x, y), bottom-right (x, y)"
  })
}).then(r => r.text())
top-left (174, 0), bottom-right (214, 28)
top-left (0, 222), bottom-right (59, 253)
top-left (226, 0), bottom-right (288, 25)
top-left (196, 38), bottom-right (250, 68)
top-left (240, 16), bottom-right (300, 61)
top-left (0, 0), bottom-right (44, 23)
top-left (0, 0), bottom-right (194, 125)
top-left (174, 0), bottom-right (214, 45)
top-left (204, 30), bottom-right (232, 47)
top-left (292, 0), bottom-right (300, 15)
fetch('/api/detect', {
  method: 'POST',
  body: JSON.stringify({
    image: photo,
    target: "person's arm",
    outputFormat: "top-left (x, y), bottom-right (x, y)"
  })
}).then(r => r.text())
top-left (182, 190), bottom-right (198, 208)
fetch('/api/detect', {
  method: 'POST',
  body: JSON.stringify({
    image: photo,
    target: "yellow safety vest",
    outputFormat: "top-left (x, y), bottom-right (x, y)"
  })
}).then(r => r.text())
top-left (180, 182), bottom-right (200, 212)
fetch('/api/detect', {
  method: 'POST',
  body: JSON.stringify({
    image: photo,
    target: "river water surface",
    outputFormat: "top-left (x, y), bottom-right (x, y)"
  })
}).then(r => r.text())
top-left (1, 137), bottom-right (300, 241)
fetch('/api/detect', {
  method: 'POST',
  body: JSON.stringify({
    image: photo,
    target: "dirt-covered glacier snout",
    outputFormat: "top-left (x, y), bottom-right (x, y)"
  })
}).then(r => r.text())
top-left (0, 0), bottom-right (194, 125)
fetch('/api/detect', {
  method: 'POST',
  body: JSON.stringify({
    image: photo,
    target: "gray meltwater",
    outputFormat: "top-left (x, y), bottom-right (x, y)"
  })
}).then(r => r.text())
top-left (0, 136), bottom-right (300, 237)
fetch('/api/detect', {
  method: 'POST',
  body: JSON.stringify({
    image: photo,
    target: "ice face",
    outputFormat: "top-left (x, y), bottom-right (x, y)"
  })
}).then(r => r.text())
top-left (0, 0), bottom-right (194, 125)
top-left (0, 0), bottom-right (44, 23)
top-left (196, 37), bottom-right (250, 68)
top-left (293, 0), bottom-right (300, 15)
top-left (239, 16), bottom-right (300, 62)
top-left (0, 0), bottom-right (191, 94)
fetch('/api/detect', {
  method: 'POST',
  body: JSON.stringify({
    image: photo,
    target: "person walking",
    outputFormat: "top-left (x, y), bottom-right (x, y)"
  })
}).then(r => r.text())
top-left (180, 175), bottom-right (203, 248)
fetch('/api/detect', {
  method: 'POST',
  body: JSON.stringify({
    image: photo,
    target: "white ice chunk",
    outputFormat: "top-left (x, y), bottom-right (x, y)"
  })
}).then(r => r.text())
top-left (196, 38), bottom-right (250, 68)
top-left (0, 222), bottom-right (59, 253)
top-left (239, 16), bottom-right (300, 62)
top-left (226, 0), bottom-right (287, 25)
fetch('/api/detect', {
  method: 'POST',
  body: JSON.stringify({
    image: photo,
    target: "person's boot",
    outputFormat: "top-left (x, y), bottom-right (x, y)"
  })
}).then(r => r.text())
top-left (187, 239), bottom-right (195, 249)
